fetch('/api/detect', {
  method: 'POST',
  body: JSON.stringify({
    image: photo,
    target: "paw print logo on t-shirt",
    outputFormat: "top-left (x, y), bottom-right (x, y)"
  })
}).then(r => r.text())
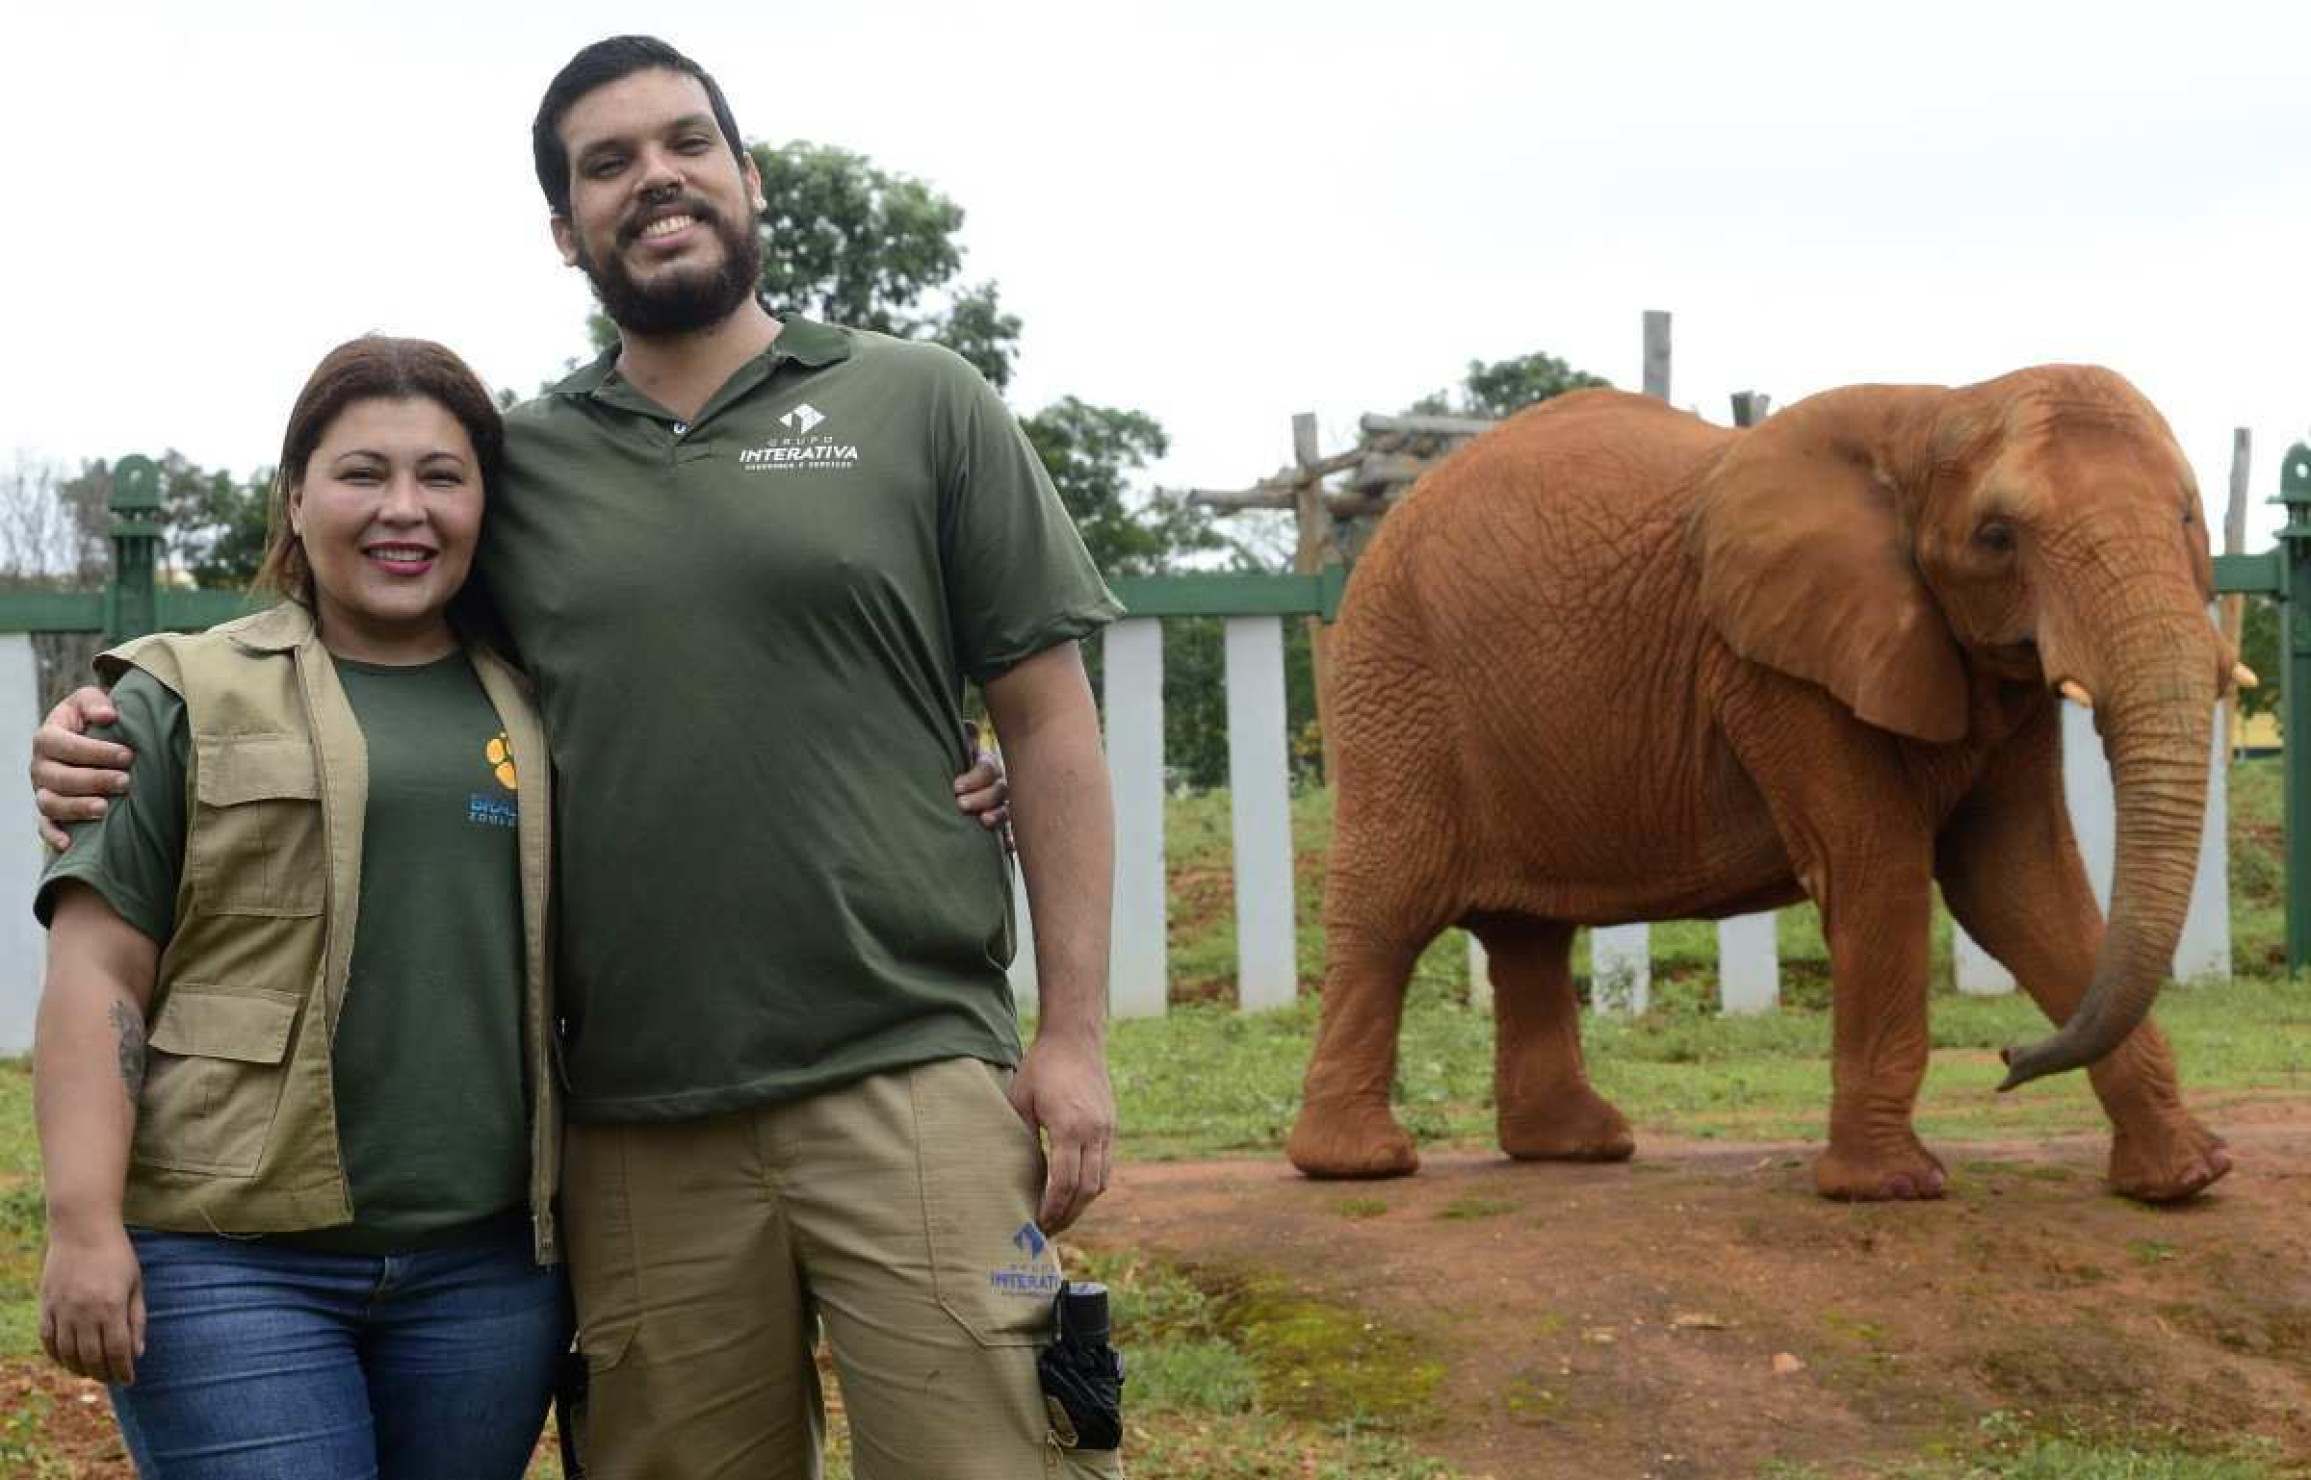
top-left (485, 733), bottom-right (518, 791)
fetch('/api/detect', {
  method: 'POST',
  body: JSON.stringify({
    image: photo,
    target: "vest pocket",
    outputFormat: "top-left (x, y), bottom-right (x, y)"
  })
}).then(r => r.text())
top-left (189, 736), bottom-right (325, 916)
top-left (136, 985), bottom-right (303, 1177)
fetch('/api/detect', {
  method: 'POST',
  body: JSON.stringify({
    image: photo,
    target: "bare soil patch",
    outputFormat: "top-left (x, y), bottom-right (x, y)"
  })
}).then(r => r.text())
top-left (1, 1361), bottom-right (130, 1477)
top-left (1084, 1106), bottom-right (2311, 1478)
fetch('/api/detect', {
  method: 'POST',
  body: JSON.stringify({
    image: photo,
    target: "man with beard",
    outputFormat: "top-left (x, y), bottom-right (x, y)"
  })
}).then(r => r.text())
top-left (35, 35), bottom-right (1124, 1480)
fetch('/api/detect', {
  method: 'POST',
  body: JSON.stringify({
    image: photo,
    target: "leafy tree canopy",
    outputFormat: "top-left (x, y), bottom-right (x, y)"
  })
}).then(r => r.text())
top-left (1020, 398), bottom-right (1223, 579)
top-left (1411, 349), bottom-right (1611, 420)
top-left (57, 455), bottom-right (271, 589)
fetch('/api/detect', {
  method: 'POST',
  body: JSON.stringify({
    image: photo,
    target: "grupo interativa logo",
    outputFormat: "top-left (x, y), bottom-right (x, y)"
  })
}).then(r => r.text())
top-left (741, 402), bottom-right (860, 471)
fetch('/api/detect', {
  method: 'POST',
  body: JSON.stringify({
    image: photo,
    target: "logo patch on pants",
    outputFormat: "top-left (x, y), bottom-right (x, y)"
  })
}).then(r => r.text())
top-left (991, 1222), bottom-right (1062, 1297)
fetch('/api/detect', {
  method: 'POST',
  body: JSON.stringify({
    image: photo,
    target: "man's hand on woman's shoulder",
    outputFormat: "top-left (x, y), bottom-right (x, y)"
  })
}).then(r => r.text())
top-left (33, 686), bottom-right (133, 851)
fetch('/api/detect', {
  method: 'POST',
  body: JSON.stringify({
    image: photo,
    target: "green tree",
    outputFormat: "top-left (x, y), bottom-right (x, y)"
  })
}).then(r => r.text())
top-left (1412, 349), bottom-right (1611, 419)
top-left (1461, 350), bottom-right (1611, 418)
top-left (1019, 399), bottom-right (1222, 578)
top-left (59, 455), bottom-right (272, 590)
top-left (169, 462), bottom-right (274, 588)
top-left (587, 141), bottom-right (1022, 389)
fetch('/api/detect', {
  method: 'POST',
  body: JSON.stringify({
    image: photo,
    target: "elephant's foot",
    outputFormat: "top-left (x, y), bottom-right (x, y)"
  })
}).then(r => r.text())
top-left (1287, 1097), bottom-right (1420, 1180)
top-left (1815, 1131), bottom-right (1948, 1202)
top-left (2108, 1114), bottom-right (2231, 1203)
top-left (1499, 1083), bottom-right (1635, 1163)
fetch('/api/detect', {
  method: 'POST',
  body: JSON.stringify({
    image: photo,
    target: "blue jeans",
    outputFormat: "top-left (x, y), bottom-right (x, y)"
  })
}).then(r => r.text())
top-left (111, 1220), bottom-right (571, 1480)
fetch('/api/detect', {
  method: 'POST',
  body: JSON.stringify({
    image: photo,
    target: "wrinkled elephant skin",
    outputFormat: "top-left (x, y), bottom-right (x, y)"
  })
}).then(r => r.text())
top-left (1286, 369), bottom-right (2233, 1204)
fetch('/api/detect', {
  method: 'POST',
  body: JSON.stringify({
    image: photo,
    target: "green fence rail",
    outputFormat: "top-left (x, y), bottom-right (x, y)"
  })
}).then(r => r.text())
top-left (15, 446), bottom-right (2311, 966)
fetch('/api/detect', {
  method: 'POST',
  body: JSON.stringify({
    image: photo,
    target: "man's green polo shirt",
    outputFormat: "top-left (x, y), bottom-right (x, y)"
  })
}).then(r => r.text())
top-left (488, 317), bottom-right (1119, 1121)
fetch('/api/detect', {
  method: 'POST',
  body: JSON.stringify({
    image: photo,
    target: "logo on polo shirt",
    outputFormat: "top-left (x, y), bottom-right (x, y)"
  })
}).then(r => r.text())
top-left (741, 402), bottom-right (861, 472)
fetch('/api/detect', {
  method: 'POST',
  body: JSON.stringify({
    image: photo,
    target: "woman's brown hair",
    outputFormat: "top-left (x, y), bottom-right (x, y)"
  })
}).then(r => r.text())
top-left (252, 336), bottom-right (507, 609)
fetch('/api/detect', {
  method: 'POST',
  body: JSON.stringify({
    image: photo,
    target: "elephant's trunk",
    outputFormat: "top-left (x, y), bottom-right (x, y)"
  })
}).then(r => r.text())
top-left (1999, 641), bottom-right (2213, 1089)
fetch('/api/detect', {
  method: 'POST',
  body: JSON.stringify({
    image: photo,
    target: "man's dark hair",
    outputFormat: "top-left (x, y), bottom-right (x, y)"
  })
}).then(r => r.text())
top-left (532, 36), bottom-right (748, 217)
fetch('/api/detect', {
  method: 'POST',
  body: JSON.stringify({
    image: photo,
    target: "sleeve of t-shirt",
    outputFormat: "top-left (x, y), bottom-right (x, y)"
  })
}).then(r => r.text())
top-left (34, 667), bottom-right (189, 945)
top-left (936, 358), bottom-right (1124, 685)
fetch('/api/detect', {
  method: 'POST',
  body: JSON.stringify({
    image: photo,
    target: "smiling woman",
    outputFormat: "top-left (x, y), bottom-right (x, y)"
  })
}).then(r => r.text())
top-left (284, 399), bottom-right (485, 664)
top-left (30, 336), bottom-right (571, 1480)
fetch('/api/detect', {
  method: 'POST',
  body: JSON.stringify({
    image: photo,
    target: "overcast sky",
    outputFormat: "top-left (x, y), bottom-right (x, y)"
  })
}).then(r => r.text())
top-left (6, 0), bottom-right (2307, 542)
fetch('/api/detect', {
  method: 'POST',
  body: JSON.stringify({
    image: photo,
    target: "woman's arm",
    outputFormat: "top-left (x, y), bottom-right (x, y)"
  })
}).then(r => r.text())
top-left (34, 884), bottom-right (160, 1384)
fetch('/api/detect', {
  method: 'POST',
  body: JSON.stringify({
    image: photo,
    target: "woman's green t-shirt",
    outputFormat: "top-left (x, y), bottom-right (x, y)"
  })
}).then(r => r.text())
top-left (39, 651), bottom-right (529, 1252)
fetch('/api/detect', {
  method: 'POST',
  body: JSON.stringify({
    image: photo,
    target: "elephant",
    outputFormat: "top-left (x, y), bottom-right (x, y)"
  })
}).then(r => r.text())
top-left (1285, 367), bottom-right (2239, 1203)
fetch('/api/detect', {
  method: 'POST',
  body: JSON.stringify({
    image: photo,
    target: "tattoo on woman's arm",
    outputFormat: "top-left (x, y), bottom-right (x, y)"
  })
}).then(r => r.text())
top-left (108, 1002), bottom-right (145, 1101)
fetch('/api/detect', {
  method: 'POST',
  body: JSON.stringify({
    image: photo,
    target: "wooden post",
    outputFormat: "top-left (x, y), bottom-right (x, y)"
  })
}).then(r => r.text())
top-left (1225, 615), bottom-right (1300, 1010)
top-left (1591, 311), bottom-right (1676, 1014)
top-left (1103, 619), bottom-right (1169, 1017)
top-left (1642, 311), bottom-right (1672, 403)
top-left (1714, 388), bottom-right (1787, 1009)
top-left (1292, 412), bottom-right (1338, 784)
top-left (2224, 429), bottom-right (2251, 759)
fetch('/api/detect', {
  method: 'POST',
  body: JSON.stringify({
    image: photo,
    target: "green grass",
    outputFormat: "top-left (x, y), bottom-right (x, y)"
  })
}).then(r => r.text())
top-left (1111, 760), bottom-right (2311, 1159)
top-left (0, 1059), bottom-right (41, 1360)
top-left (1760, 1410), bottom-right (2287, 1478)
top-left (1066, 1247), bottom-right (1462, 1477)
top-left (1102, 968), bottom-right (2311, 1160)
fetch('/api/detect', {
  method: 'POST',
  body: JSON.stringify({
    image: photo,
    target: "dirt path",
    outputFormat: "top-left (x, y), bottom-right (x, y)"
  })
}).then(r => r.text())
top-left (12, 1111), bottom-right (2306, 1478)
top-left (1083, 1107), bottom-right (2311, 1478)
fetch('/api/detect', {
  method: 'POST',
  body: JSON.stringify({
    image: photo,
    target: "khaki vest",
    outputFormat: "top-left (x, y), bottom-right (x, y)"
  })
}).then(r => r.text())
top-left (101, 603), bottom-right (560, 1263)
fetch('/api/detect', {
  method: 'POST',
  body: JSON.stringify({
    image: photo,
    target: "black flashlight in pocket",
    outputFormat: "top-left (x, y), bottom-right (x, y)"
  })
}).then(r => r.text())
top-left (1037, 1281), bottom-right (1125, 1450)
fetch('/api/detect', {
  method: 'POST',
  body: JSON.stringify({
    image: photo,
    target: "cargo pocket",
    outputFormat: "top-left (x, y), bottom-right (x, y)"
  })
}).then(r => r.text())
top-left (187, 735), bottom-right (325, 917)
top-left (914, 1058), bottom-right (1059, 1348)
top-left (134, 986), bottom-right (302, 1176)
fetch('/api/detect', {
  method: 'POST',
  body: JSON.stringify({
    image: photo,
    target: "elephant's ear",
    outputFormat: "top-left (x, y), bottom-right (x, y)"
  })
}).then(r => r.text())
top-left (1687, 404), bottom-right (1968, 744)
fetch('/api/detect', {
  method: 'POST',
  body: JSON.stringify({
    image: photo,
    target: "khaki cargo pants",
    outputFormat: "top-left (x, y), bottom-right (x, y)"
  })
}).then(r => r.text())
top-left (562, 1057), bottom-right (1124, 1479)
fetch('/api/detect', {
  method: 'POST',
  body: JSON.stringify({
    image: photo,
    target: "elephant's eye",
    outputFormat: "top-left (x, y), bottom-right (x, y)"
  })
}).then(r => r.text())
top-left (1975, 520), bottom-right (2017, 554)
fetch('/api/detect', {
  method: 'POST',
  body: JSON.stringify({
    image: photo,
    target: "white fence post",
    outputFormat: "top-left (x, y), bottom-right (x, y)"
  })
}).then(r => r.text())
top-left (1590, 924), bottom-right (1650, 1014)
top-left (0, 636), bottom-right (43, 1054)
top-left (2179, 701), bottom-right (2232, 980)
top-left (1953, 926), bottom-right (2017, 996)
top-left (1716, 913), bottom-right (1779, 1013)
top-left (1006, 861), bottom-right (1038, 1015)
top-left (1224, 616), bottom-right (1299, 1010)
top-left (2060, 696), bottom-right (2231, 984)
top-left (1103, 618), bottom-right (1168, 1017)
top-left (1467, 933), bottom-right (1492, 1011)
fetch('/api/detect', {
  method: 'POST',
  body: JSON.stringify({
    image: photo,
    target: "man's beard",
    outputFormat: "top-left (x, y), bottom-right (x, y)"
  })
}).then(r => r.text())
top-left (576, 199), bottom-right (763, 337)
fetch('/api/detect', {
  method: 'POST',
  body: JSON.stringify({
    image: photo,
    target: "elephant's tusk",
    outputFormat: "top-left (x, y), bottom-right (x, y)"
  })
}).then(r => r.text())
top-left (2058, 680), bottom-right (2094, 709)
top-left (2233, 662), bottom-right (2259, 691)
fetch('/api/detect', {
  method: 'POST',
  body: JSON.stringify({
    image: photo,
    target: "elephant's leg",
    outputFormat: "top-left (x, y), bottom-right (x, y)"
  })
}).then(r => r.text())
top-left (1479, 916), bottom-right (1633, 1161)
top-left (1812, 850), bottom-right (1947, 1200)
top-left (1286, 921), bottom-right (1427, 1178)
top-left (1935, 705), bottom-right (2229, 1202)
top-left (1725, 683), bottom-right (1944, 1201)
